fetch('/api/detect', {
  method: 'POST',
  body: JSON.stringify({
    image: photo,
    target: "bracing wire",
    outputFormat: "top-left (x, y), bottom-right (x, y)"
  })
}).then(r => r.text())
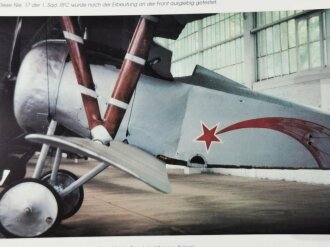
top-left (45, 18), bottom-right (51, 120)
top-left (125, 87), bottom-right (137, 138)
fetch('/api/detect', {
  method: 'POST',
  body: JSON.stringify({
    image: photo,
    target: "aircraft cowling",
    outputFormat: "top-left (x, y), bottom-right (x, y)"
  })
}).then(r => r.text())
top-left (15, 40), bottom-right (100, 137)
top-left (15, 40), bottom-right (70, 134)
top-left (15, 40), bottom-right (330, 169)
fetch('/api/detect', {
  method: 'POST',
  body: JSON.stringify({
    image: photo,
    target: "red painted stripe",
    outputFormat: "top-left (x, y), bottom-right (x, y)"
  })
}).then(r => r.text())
top-left (216, 117), bottom-right (330, 168)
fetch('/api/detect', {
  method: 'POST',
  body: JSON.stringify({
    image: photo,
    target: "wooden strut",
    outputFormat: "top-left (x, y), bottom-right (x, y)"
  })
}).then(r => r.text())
top-left (60, 16), bottom-right (103, 130)
top-left (103, 16), bottom-right (158, 137)
top-left (60, 16), bottom-right (157, 139)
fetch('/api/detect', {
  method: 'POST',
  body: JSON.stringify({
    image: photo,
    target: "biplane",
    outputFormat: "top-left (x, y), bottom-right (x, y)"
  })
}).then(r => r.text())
top-left (0, 15), bottom-right (330, 237)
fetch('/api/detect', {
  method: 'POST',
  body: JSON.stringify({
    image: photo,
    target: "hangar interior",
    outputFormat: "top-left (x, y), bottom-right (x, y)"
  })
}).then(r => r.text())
top-left (2, 12), bottom-right (330, 238)
top-left (156, 9), bottom-right (330, 111)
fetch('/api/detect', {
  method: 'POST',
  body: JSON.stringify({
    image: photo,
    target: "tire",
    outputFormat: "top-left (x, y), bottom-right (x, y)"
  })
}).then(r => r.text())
top-left (41, 169), bottom-right (84, 220)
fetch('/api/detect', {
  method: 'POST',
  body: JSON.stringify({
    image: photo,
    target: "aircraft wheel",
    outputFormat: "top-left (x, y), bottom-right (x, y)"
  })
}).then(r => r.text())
top-left (0, 178), bottom-right (61, 238)
top-left (41, 169), bottom-right (84, 220)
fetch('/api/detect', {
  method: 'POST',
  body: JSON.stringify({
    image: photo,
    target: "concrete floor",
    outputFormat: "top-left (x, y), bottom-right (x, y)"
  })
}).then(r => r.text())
top-left (2, 159), bottom-right (330, 238)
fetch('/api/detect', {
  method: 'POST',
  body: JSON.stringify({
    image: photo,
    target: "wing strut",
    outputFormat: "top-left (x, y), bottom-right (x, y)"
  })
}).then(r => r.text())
top-left (60, 16), bottom-right (158, 142)
top-left (60, 17), bottom-right (104, 135)
top-left (103, 16), bottom-right (158, 137)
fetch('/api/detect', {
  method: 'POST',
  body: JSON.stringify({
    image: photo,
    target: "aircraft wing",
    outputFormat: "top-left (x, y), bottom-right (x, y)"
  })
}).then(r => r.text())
top-left (26, 134), bottom-right (171, 193)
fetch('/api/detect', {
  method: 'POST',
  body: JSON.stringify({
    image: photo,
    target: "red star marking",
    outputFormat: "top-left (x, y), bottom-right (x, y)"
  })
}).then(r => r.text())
top-left (195, 122), bottom-right (222, 152)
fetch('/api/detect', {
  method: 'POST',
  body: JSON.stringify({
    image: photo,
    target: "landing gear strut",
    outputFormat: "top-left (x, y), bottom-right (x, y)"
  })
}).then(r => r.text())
top-left (0, 14), bottom-right (164, 238)
top-left (0, 120), bottom-right (85, 237)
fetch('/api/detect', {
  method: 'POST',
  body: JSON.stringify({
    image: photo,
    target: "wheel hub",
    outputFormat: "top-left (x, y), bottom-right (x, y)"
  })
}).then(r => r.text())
top-left (0, 178), bottom-right (61, 237)
top-left (41, 169), bottom-right (84, 219)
